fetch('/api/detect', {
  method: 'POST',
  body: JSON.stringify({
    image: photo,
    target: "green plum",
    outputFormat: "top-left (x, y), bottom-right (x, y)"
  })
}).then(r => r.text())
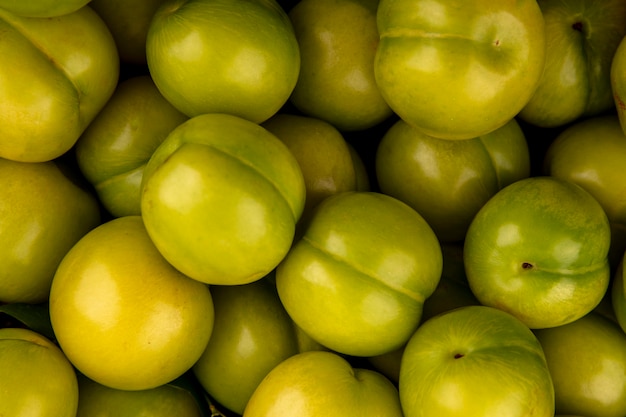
top-left (276, 191), bottom-right (442, 357)
top-left (76, 374), bottom-right (202, 417)
top-left (0, 158), bottom-right (101, 304)
top-left (49, 216), bottom-right (215, 391)
top-left (193, 277), bottom-right (323, 415)
top-left (0, 328), bottom-right (79, 417)
top-left (544, 114), bottom-right (626, 271)
top-left (262, 113), bottom-right (358, 220)
top-left (0, 5), bottom-right (119, 162)
top-left (519, 0), bottom-right (626, 128)
top-left (243, 351), bottom-right (403, 416)
top-left (376, 117), bottom-right (530, 242)
top-left (141, 113), bottom-right (306, 286)
top-left (464, 176), bottom-right (612, 329)
top-left (534, 312), bottom-right (626, 417)
top-left (146, 0), bottom-right (300, 123)
top-left (399, 305), bottom-right (555, 417)
top-left (0, 0), bottom-right (90, 17)
top-left (375, 0), bottom-right (546, 139)
top-left (90, 0), bottom-right (170, 64)
top-left (76, 75), bottom-right (188, 218)
top-left (288, 0), bottom-right (393, 131)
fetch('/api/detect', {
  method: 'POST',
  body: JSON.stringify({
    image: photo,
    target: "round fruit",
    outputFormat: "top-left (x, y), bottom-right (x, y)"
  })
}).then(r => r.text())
top-left (49, 216), bottom-right (214, 391)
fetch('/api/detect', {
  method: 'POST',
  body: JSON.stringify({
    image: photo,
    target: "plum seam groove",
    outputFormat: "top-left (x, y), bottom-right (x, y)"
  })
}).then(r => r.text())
top-left (0, 14), bottom-right (84, 119)
top-left (300, 236), bottom-right (426, 304)
top-left (199, 144), bottom-right (300, 223)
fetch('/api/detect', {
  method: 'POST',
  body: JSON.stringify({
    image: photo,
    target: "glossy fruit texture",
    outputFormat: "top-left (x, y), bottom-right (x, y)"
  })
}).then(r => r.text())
top-left (49, 216), bottom-right (214, 391)
top-left (0, 158), bottom-right (101, 304)
top-left (464, 176), bottom-right (611, 329)
top-left (262, 113), bottom-right (358, 219)
top-left (288, 0), bottom-right (393, 131)
top-left (243, 350), bottom-right (404, 416)
top-left (611, 35), bottom-right (626, 135)
top-left (0, 0), bottom-right (90, 17)
top-left (76, 75), bottom-right (188, 217)
top-left (76, 374), bottom-right (202, 417)
top-left (376, 117), bottom-right (530, 242)
top-left (399, 305), bottom-right (555, 417)
top-left (0, 328), bottom-right (79, 417)
top-left (90, 0), bottom-right (170, 64)
top-left (146, 0), bottom-right (300, 124)
top-left (544, 114), bottom-right (626, 270)
top-left (375, 0), bottom-right (546, 139)
top-left (519, 0), bottom-right (626, 128)
top-left (534, 312), bottom-right (626, 417)
top-left (276, 191), bottom-right (442, 357)
top-left (192, 277), bottom-right (303, 415)
top-left (141, 113), bottom-right (306, 286)
top-left (0, 6), bottom-right (119, 162)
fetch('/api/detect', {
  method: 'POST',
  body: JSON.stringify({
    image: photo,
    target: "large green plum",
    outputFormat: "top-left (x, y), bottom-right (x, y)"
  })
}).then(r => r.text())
top-left (49, 216), bottom-right (214, 391)
top-left (276, 191), bottom-right (442, 357)
top-left (375, 0), bottom-right (546, 139)
top-left (288, 0), bottom-right (393, 131)
top-left (544, 114), bottom-right (626, 270)
top-left (464, 176), bottom-right (612, 329)
top-left (534, 312), bottom-right (626, 417)
top-left (243, 351), bottom-right (403, 416)
top-left (0, 328), bottom-right (79, 417)
top-left (0, 5), bottom-right (119, 162)
top-left (146, 0), bottom-right (300, 124)
top-left (376, 117), bottom-right (530, 242)
top-left (193, 277), bottom-right (323, 415)
top-left (0, 158), bottom-right (101, 304)
top-left (76, 75), bottom-right (188, 217)
top-left (399, 305), bottom-right (555, 417)
top-left (519, 0), bottom-right (626, 128)
top-left (141, 113), bottom-right (306, 286)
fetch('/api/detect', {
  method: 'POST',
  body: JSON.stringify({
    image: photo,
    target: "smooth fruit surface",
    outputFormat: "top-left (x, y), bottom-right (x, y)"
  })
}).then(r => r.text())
top-left (399, 305), bottom-right (555, 417)
top-left (544, 114), bottom-right (626, 269)
top-left (0, 0), bottom-right (90, 17)
top-left (375, 0), bottom-right (546, 139)
top-left (0, 158), bottom-right (101, 304)
top-left (0, 327), bottom-right (79, 417)
top-left (76, 374), bottom-right (202, 417)
top-left (276, 191), bottom-right (442, 357)
top-left (146, 0), bottom-right (300, 123)
top-left (464, 176), bottom-right (611, 329)
top-left (519, 0), bottom-right (626, 127)
top-left (192, 278), bottom-right (302, 415)
top-left (376, 117), bottom-right (530, 242)
top-left (243, 350), bottom-right (404, 416)
top-left (0, 6), bottom-right (119, 162)
top-left (262, 113), bottom-right (358, 219)
top-left (288, 0), bottom-right (393, 131)
top-left (49, 216), bottom-right (214, 391)
top-left (534, 312), bottom-right (626, 417)
top-left (141, 113), bottom-right (305, 286)
top-left (76, 75), bottom-right (188, 217)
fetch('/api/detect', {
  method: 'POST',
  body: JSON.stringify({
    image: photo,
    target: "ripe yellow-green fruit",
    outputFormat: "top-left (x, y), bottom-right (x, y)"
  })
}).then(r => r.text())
top-left (0, 158), bottom-right (101, 304)
top-left (49, 216), bottom-right (214, 391)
